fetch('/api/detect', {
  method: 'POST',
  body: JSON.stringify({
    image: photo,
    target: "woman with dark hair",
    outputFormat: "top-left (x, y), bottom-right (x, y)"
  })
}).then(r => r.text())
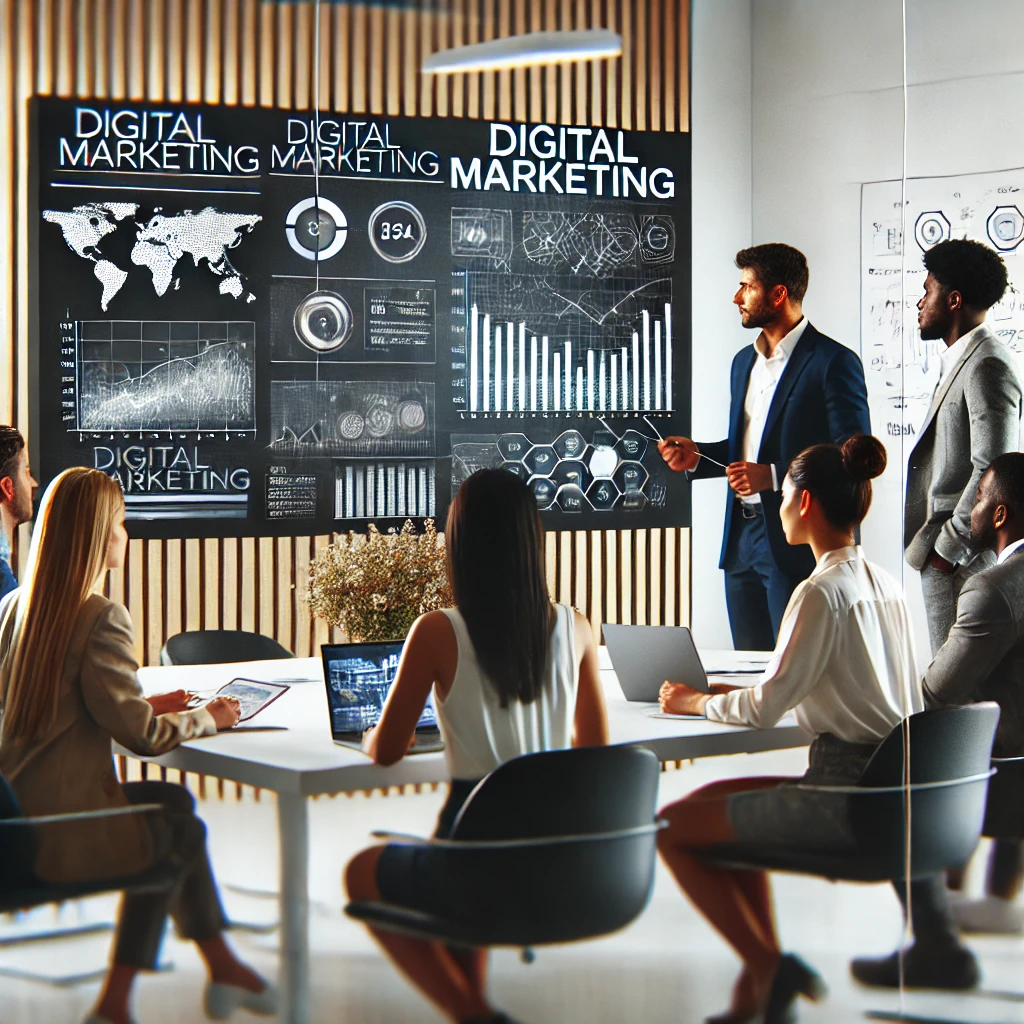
top-left (656, 435), bottom-right (923, 1024)
top-left (345, 468), bottom-right (608, 1024)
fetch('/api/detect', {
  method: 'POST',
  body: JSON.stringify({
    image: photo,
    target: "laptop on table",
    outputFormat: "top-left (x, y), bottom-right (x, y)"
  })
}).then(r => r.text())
top-left (321, 641), bottom-right (444, 753)
top-left (602, 624), bottom-right (711, 703)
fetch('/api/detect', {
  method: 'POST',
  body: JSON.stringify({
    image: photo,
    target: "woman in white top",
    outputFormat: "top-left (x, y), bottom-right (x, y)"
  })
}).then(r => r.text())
top-left (656, 435), bottom-right (922, 1024)
top-left (345, 468), bottom-right (608, 1024)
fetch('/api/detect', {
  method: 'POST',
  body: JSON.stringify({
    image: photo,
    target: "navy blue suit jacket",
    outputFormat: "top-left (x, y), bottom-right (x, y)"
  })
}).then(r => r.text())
top-left (692, 323), bottom-right (871, 579)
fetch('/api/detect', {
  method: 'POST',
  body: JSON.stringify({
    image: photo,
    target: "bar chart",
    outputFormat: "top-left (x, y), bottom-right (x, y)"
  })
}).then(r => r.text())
top-left (335, 462), bottom-right (436, 520)
top-left (462, 301), bottom-right (673, 415)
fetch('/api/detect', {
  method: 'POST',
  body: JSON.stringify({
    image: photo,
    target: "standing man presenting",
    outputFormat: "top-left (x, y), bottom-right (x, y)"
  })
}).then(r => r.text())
top-left (904, 239), bottom-right (1023, 656)
top-left (660, 243), bottom-right (870, 649)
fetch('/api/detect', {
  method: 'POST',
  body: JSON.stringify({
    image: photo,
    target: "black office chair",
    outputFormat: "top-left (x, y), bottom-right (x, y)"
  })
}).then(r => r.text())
top-left (700, 704), bottom-right (998, 882)
top-left (0, 769), bottom-right (178, 978)
top-left (160, 629), bottom-right (295, 666)
top-left (345, 744), bottom-right (662, 950)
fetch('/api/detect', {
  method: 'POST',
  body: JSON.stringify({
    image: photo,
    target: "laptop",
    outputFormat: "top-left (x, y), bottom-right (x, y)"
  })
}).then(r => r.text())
top-left (321, 641), bottom-right (445, 753)
top-left (602, 624), bottom-right (710, 702)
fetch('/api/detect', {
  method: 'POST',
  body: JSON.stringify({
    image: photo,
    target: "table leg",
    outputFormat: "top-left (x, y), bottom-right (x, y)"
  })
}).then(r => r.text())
top-left (277, 792), bottom-right (310, 1024)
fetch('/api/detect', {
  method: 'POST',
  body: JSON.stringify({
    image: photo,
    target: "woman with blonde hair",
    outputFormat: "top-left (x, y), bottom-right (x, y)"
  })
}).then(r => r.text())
top-left (0, 467), bottom-right (276, 1024)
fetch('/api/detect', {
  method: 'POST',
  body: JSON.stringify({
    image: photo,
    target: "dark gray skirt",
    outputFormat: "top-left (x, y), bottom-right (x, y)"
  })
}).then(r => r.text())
top-left (725, 734), bottom-right (877, 852)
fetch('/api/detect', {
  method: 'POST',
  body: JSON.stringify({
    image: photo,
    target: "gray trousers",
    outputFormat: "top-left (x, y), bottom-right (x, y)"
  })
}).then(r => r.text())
top-left (920, 560), bottom-right (987, 656)
top-left (116, 781), bottom-right (228, 969)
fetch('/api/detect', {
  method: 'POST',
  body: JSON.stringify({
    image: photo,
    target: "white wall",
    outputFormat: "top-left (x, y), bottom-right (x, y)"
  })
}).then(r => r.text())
top-left (749, 0), bottom-right (1024, 656)
top-left (689, 0), bottom-right (753, 649)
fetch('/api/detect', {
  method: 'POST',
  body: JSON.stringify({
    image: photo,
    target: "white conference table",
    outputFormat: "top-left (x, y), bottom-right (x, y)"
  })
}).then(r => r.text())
top-left (122, 649), bottom-right (808, 1024)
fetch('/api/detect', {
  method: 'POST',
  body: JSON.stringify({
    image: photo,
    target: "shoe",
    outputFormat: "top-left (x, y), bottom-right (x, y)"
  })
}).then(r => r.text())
top-left (205, 980), bottom-right (279, 1019)
top-left (849, 944), bottom-right (979, 990)
top-left (762, 954), bottom-right (827, 1024)
top-left (954, 895), bottom-right (1024, 934)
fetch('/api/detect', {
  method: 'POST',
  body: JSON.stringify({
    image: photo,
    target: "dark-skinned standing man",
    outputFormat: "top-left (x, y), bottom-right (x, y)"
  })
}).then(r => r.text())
top-left (660, 243), bottom-right (870, 650)
top-left (903, 238), bottom-right (1023, 657)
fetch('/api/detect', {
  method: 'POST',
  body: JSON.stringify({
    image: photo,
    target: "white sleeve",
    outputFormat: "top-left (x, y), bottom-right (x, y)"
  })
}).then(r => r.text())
top-left (704, 582), bottom-right (837, 728)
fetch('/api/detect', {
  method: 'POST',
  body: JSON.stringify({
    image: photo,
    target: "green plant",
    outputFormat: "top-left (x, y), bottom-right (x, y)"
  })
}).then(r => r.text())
top-left (307, 519), bottom-right (453, 641)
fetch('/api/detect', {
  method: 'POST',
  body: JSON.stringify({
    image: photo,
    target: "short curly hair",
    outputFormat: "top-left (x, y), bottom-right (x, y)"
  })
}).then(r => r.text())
top-left (0, 426), bottom-right (24, 483)
top-left (923, 239), bottom-right (1008, 310)
top-left (735, 243), bottom-right (809, 303)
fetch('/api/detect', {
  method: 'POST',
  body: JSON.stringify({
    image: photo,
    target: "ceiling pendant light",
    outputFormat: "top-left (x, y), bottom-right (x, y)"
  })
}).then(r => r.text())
top-left (422, 28), bottom-right (622, 75)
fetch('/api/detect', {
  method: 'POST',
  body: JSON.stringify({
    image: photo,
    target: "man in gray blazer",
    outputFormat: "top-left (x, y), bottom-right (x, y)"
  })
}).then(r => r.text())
top-left (854, 453), bottom-right (1024, 988)
top-left (904, 239), bottom-right (1022, 656)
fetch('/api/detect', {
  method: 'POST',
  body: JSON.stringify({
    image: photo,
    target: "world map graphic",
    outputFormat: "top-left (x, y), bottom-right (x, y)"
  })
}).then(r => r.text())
top-left (42, 202), bottom-right (262, 310)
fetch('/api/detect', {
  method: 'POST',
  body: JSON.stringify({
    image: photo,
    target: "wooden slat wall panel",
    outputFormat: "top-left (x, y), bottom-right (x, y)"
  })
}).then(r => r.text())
top-left (4, 0), bottom-right (691, 667)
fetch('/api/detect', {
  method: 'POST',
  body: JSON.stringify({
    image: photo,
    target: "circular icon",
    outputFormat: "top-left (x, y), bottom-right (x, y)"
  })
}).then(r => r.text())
top-left (294, 291), bottom-right (353, 352)
top-left (987, 205), bottom-right (1024, 251)
top-left (286, 197), bottom-right (348, 260)
top-left (368, 201), bottom-right (427, 263)
top-left (914, 211), bottom-right (951, 252)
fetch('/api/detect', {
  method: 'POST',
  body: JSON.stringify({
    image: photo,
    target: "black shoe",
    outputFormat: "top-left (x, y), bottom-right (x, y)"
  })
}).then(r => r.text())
top-left (763, 954), bottom-right (827, 1024)
top-left (849, 943), bottom-right (979, 990)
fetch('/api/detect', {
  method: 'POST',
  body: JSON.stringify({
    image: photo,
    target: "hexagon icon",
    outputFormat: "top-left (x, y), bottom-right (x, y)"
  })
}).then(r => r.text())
top-left (497, 433), bottom-right (530, 461)
top-left (591, 429), bottom-right (619, 450)
top-left (621, 492), bottom-right (648, 512)
top-left (914, 211), bottom-right (951, 252)
top-left (555, 484), bottom-right (587, 512)
top-left (529, 476), bottom-right (557, 508)
top-left (524, 445), bottom-right (558, 476)
top-left (614, 461), bottom-right (648, 494)
top-left (588, 444), bottom-right (619, 480)
top-left (553, 429), bottom-right (586, 460)
top-left (614, 429), bottom-right (647, 462)
top-left (987, 206), bottom-right (1024, 251)
top-left (587, 478), bottom-right (619, 510)
top-left (500, 461), bottom-right (528, 480)
top-left (551, 459), bottom-right (592, 491)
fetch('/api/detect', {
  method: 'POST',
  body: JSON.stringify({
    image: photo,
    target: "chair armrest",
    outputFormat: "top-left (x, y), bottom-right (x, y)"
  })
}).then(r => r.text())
top-left (0, 803), bottom-right (165, 827)
top-left (791, 770), bottom-right (995, 795)
top-left (374, 820), bottom-right (666, 852)
top-left (370, 830), bottom-right (430, 844)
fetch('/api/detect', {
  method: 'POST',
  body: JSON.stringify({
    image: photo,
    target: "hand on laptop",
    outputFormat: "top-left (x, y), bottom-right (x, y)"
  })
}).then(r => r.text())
top-left (659, 681), bottom-right (712, 716)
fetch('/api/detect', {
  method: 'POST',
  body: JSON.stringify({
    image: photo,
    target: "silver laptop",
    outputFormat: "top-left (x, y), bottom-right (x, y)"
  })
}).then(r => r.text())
top-left (603, 624), bottom-right (710, 702)
top-left (321, 641), bottom-right (444, 753)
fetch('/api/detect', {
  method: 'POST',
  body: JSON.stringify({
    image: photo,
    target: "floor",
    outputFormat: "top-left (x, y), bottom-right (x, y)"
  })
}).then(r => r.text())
top-left (2, 746), bottom-right (1023, 1023)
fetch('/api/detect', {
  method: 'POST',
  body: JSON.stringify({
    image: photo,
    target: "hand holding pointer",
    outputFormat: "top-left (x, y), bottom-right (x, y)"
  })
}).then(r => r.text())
top-left (726, 461), bottom-right (774, 497)
top-left (658, 436), bottom-right (702, 473)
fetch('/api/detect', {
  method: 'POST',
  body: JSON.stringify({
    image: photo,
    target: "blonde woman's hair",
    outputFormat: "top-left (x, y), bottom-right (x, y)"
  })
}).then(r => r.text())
top-left (1, 468), bottom-right (123, 741)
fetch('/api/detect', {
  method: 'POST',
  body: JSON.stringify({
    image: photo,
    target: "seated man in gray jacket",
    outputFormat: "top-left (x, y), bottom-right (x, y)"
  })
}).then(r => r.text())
top-left (853, 452), bottom-right (1024, 988)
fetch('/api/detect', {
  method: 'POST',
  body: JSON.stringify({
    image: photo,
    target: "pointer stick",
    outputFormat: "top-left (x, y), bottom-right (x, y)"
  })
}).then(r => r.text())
top-left (641, 415), bottom-right (729, 469)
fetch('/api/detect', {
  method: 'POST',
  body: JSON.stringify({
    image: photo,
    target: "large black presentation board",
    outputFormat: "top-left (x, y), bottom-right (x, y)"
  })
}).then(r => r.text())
top-left (31, 98), bottom-right (690, 538)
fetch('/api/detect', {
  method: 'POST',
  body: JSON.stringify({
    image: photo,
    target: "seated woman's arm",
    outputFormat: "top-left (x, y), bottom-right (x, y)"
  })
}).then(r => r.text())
top-left (572, 610), bottom-right (608, 747)
top-left (363, 611), bottom-right (449, 766)
top-left (703, 584), bottom-right (837, 729)
top-left (80, 602), bottom-right (219, 754)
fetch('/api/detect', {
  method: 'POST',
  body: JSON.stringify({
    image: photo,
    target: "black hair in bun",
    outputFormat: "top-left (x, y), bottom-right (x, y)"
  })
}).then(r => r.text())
top-left (841, 434), bottom-right (887, 483)
top-left (788, 435), bottom-right (889, 529)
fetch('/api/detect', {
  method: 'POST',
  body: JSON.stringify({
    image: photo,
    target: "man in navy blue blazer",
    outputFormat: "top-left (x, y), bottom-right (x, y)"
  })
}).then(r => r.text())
top-left (661, 244), bottom-right (870, 649)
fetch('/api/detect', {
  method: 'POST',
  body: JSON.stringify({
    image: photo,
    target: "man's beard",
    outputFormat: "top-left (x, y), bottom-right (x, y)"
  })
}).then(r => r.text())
top-left (740, 300), bottom-right (776, 329)
top-left (970, 512), bottom-right (997, 551)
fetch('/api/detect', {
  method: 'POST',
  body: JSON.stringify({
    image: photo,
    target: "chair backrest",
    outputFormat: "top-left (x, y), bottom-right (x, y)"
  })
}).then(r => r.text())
top-left (0, 770), bottom-right (36, 890)
top-left (444, 744), bottom-right (663, 945)
top-left (451, 743), bottom-right (661, 841)
top-left (162, 630), bottom-right (295, 666)
top-left (0, 771), bottom-right (23, 820)
top-left (857, 704), bottom-right (1000, 788)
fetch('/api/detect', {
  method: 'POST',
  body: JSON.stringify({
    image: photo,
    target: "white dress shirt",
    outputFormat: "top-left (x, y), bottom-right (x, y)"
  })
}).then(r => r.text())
top-left (997, 537), bottom-right (1024, 565)
top-left (704, 546), bottom-right (923, 743)
top-left (937, 323), bottom-right (985, 385)
top-left (739, 317), bottom-right (809, 505)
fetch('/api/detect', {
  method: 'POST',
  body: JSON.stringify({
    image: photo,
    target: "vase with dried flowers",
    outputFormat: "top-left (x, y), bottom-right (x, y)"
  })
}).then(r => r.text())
top-left (307, 519), bottom-right (453, 642)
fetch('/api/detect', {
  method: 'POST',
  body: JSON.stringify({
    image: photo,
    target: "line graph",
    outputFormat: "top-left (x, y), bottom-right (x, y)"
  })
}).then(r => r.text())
top-left (75, 320), bottom-right (255, 433)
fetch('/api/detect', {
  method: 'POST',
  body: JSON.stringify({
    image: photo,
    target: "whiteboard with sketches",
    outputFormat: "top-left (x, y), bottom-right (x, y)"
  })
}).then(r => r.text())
top-left (861, 169), bottom-right (1024, 451)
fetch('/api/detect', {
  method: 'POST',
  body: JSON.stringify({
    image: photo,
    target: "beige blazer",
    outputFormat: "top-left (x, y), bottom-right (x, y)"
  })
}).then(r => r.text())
top-left (0, 591), bottom-right (215, 883)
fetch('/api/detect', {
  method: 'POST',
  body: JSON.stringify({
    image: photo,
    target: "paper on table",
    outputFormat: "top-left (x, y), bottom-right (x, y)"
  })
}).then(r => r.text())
top-left (646, 711), bottom-right (707, 721)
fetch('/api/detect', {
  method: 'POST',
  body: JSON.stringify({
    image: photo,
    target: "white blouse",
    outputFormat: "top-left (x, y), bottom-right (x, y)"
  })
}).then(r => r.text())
top-left (705, 546), bottom-right (923, 743)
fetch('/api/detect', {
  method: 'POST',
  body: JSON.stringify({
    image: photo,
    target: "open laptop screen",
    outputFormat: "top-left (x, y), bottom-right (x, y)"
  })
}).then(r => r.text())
top-left (321, 641), bottom-right (438, 739)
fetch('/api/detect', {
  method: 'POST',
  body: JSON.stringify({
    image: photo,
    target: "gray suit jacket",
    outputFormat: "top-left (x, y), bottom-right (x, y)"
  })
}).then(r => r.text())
top-left (904, 324), bottom-right (1022, 571)
top-left (923, 549), bottom-right (1024, 757)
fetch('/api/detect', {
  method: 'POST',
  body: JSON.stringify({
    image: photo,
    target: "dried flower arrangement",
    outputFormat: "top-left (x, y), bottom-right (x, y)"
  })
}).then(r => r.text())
top-left (307, 519), bottom-right (453, 642)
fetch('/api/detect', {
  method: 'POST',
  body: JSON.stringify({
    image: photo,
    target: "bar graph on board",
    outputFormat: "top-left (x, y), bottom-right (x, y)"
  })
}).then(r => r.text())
top-left (334, 462), bottom-right (436, 520)
top-left (462, 300), bottom-right (673, 414)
